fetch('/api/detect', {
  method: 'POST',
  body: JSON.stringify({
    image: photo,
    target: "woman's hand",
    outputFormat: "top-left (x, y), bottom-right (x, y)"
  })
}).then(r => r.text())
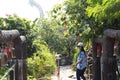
top-left (72, 63), bottom-right (76, 67)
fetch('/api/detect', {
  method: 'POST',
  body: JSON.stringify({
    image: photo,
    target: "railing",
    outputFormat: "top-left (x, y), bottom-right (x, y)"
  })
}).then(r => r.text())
top-left (0, 64), bottom-right (15, 80)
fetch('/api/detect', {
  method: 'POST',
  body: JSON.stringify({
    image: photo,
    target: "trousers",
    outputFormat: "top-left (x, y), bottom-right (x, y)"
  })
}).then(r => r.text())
top-left (76, 67), bottom-right (86, 80)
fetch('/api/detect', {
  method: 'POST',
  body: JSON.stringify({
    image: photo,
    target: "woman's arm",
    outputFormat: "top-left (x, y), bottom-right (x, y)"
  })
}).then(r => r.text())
top-left (72, 59), bottom-right (83, 67)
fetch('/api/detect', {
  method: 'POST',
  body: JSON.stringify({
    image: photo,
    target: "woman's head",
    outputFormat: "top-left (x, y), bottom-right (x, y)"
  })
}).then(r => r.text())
top-left (77, 42), bottom-right (84, 47)
top-left (77, 42), bottom-right (85, 52)
top-left (77, 42), bottom-right (84, 49)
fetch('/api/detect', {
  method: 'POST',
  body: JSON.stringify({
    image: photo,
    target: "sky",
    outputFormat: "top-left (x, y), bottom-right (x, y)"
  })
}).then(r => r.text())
top-left (0, 0), bottom-right (64, 20)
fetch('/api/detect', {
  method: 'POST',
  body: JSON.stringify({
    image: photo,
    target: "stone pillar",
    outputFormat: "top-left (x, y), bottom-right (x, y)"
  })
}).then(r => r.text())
top-left (14, 36), bottom-right (27, 80)
top-left (8, 59), bottom-right (15, 80)
top-left (92, 39), bottom-right (101, 80)
top-left (0, 30), bottom-right (27, 80)
top-left (101, 36), bottom-right (116, 80)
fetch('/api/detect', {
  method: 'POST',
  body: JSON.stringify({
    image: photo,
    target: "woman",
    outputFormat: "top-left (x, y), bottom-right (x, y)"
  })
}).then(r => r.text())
top-left (72, 42), bottom-right (87, 80)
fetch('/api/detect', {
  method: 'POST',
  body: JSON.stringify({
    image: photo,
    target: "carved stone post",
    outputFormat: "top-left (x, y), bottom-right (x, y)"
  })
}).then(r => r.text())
top-left (92, 39), bottom-right (97, 80)
top-left (14, 36), bottom-right (27, 80)
top-left (101, 36), bottom-right (116, 80)
top-left (0, 30), bottom-right (27, 80)
top-left (0, 30), bottom-right (20, 80)
top-left (101, 29), bottom-right (120, 80)
top-left (92, 38), bottom-right (102, 80)
top-left (20, 36), bottom-right (27, 80)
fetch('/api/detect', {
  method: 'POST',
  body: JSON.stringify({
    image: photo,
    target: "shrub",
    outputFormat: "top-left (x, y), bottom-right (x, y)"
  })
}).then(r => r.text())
top-left (27, 53), bottom-right (56, 79)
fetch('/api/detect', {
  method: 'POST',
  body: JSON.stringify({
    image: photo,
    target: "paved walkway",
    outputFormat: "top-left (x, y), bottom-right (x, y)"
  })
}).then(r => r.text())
top-left (51, 65), bottom-right (76, 80)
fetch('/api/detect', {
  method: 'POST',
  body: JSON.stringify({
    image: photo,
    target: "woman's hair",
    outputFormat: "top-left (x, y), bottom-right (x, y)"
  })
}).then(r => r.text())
top-left (80, 46), bottom-right (86, 56)
top-left (81, 46), bottom-right (85, 52)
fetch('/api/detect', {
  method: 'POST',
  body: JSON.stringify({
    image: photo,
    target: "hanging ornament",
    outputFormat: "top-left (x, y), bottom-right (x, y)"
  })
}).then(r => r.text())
top-left (97, 44), bottom-right (102, 57)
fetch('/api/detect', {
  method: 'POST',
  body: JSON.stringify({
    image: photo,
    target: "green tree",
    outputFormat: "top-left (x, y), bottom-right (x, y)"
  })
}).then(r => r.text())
top-left (50, 0), bottom-right (120, 47)
top-left (36, 17), bottom-right (76, 57)
top-left (86, 0), bottom-right (120, 31)
top-left (50, 0), bottom-right (94, 48)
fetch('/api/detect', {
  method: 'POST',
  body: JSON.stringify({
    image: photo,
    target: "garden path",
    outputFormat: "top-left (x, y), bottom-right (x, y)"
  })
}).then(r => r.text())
top-left (51, 65), bottom-right (76, 80)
